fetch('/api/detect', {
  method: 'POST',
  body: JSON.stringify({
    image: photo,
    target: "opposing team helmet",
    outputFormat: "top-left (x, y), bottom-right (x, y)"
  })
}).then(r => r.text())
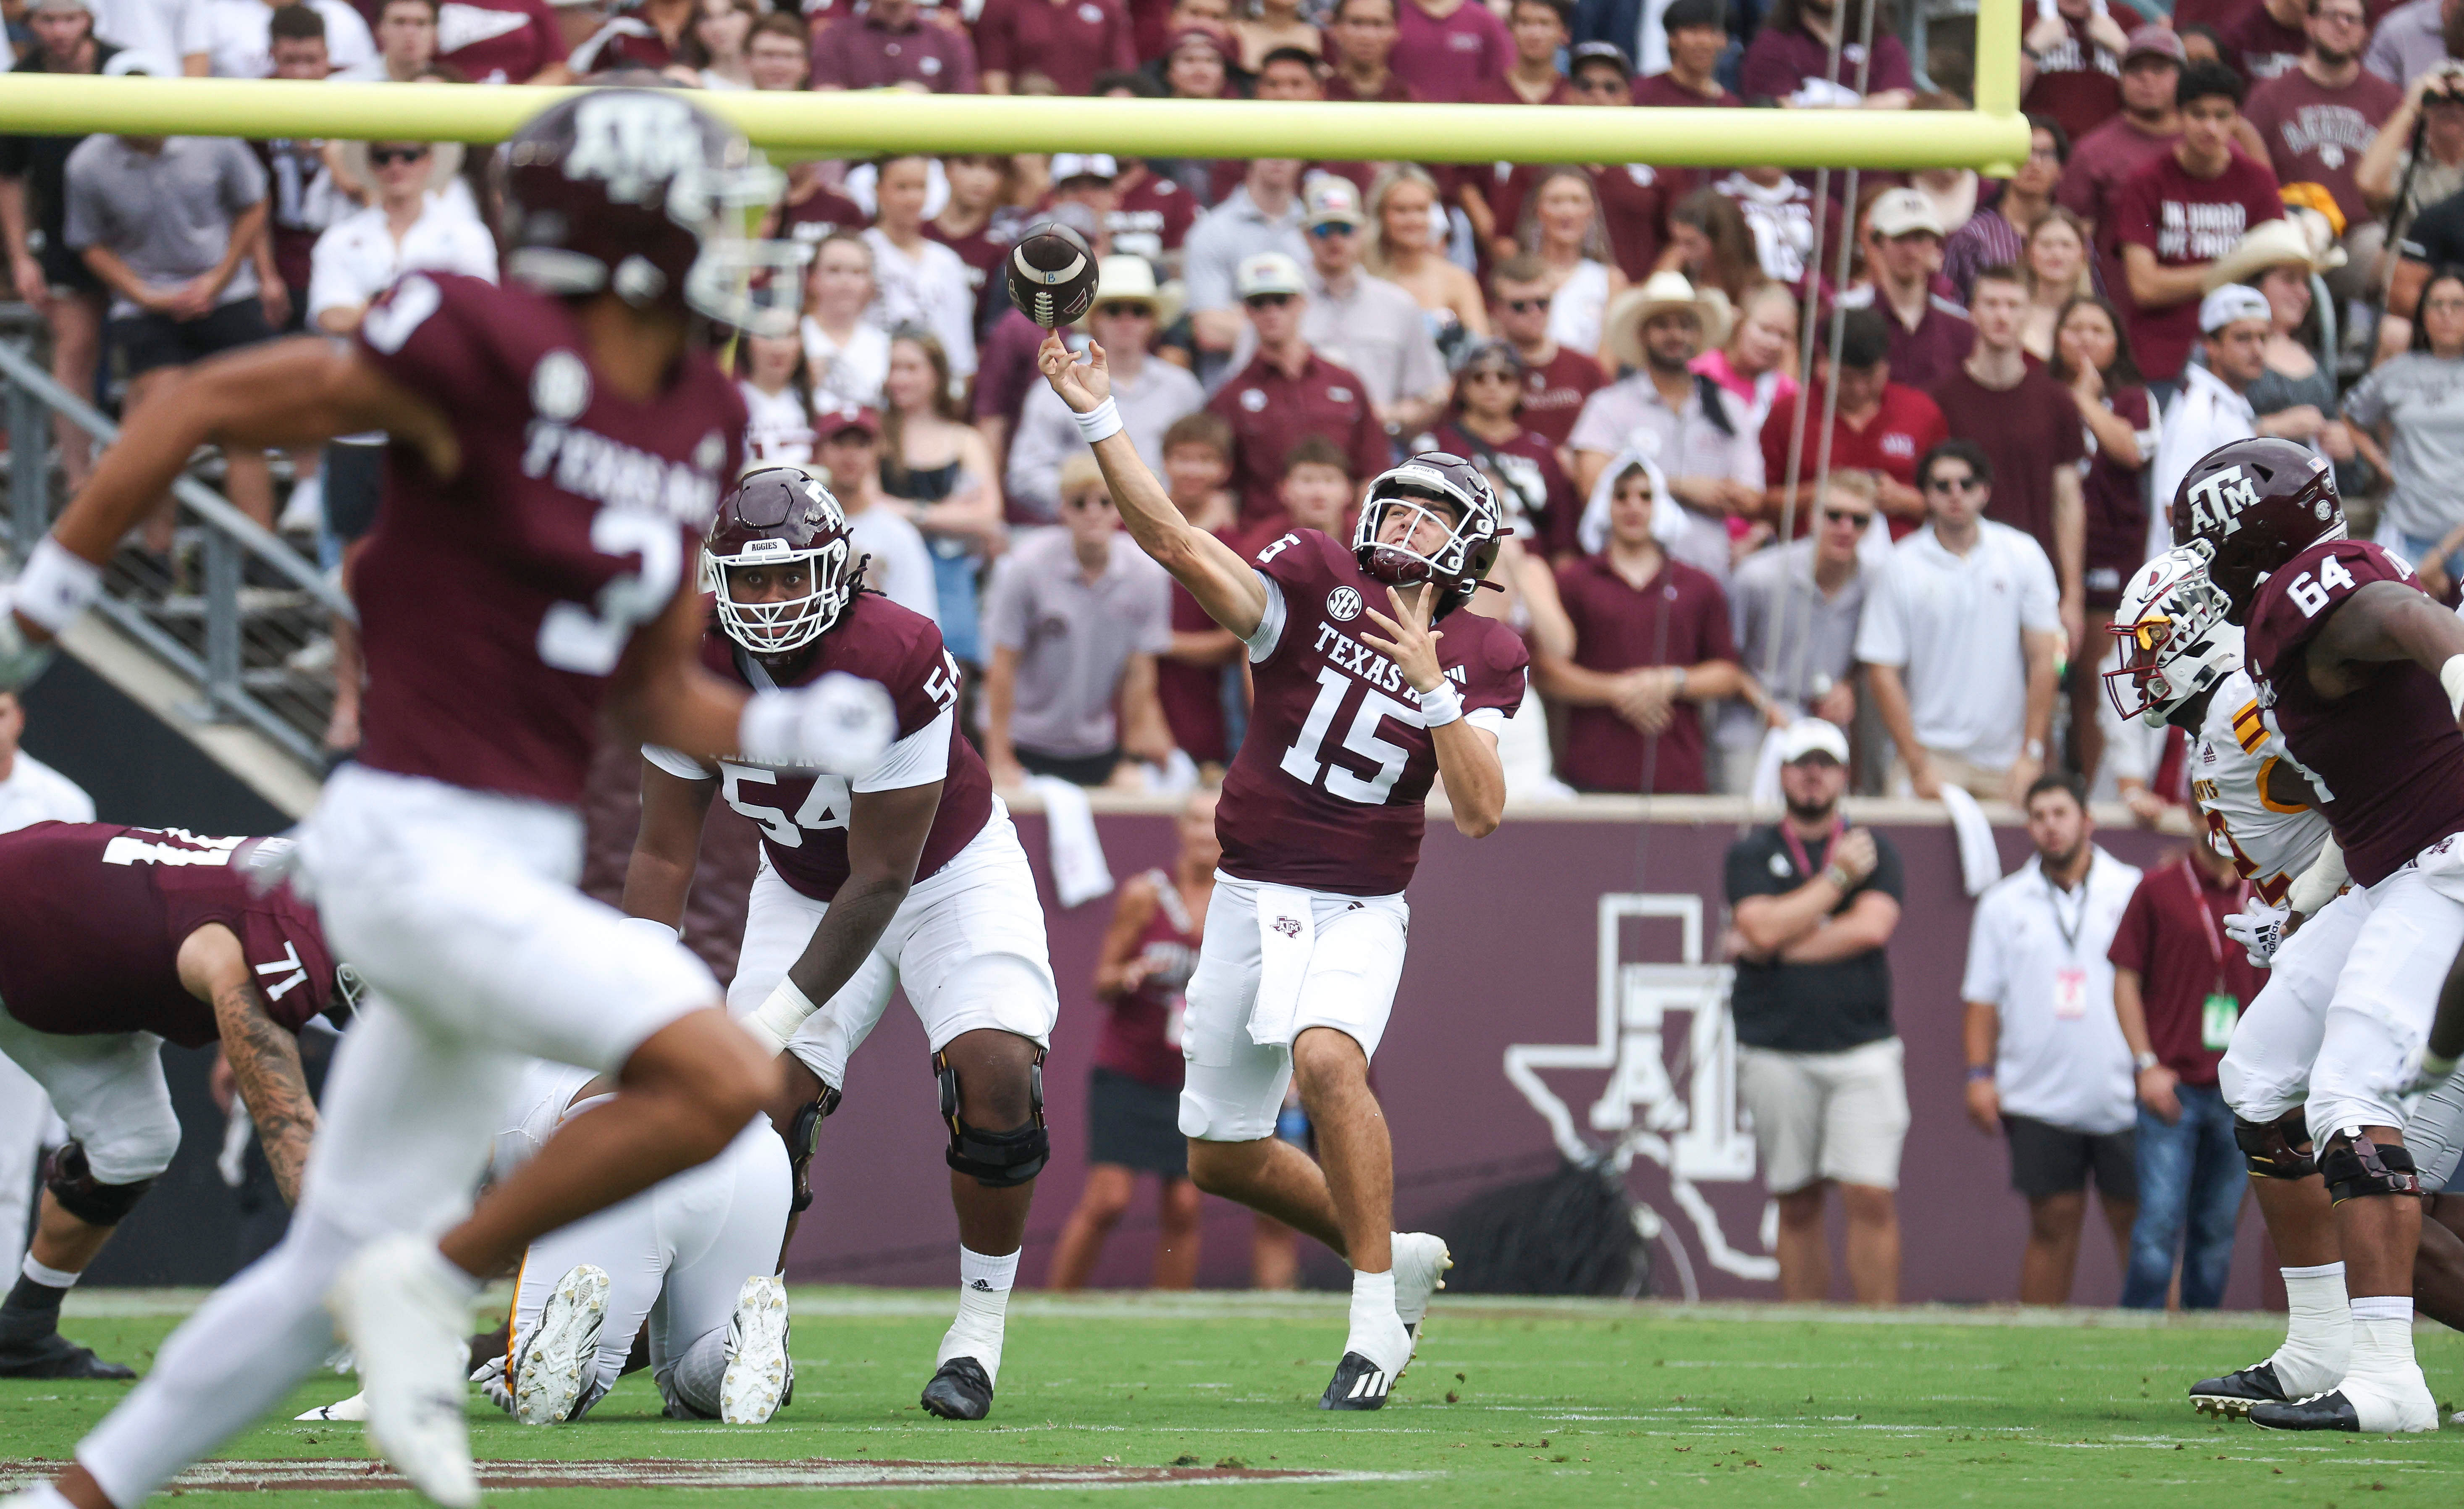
top-left (2104, 547), bottom-right (2243, 728)
top-left (1353, 452), bottom-right (1503, 621)
top-left (2168, 436), bottom-right (2344, 624)
top-left (707, 466), bottom-right (858, 655)
top-left (498, 89), bottom-right (803, 336)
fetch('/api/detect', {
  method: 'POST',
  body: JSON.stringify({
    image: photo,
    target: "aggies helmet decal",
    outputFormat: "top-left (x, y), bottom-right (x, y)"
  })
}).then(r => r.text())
top-left (2168, 436), bottom-right (2344, 623)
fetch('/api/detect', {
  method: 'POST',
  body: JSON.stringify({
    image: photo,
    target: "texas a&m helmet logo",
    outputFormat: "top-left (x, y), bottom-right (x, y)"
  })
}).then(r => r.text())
top-left (2182, 465), bottom-right (2261, 540)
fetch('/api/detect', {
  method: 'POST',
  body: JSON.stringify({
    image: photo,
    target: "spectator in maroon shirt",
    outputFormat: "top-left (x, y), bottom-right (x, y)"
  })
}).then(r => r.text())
top-left (928, 153), bottom-right (1012, 341)
top-left (1203, 250), bottom-right (1393, 520)
top-left (2114, 60), bottom-right (2286, 386)
top-left (1492, 253), bottom-right (1608, 452)
top-left (1739, 0), bottom-right (1914, 109)
top-left (432, 0), bottom-right (566, 82)
top-left (1760, 307), bottom-right (1949, 535)
top-left (1537, 459), bottom-right (1744, 793)
top-left (1632, 0), bottom-right (1739, 105)
top-left (2047, 291), bottom-right (2151, 787)
top-left (1944, 118), bottom-right (2066, 302)
top-left (1154, 20), bottom-right (1230, 101)
top-left (1391, 0), bottom-right (1512, 104)
top-left (976, 0), bottom-right (1136, 95)
top-left (745, 10), bottom-right (809, 88)
top-left (2057, 26), bottom-right (2183, 297)
top-left (809, 0), bottom-right (978, 92)
top-left (1468, 0), bottom-right (1575, 105)
top-left (1421, 339), bottom-right (1581, 556)
top-left (1931, 265), bottom-right (2089, 653)
top-left (2227, 0), bottom-right (2311, 81)
top-left (1325, 0), bottom-right (1414, 102)
top-left (1838, 188), bottom-right (1976, 391)
top-left (2021, 0), bottom-right (2144, 144)
top-left (2244, 0), bottom-right (2400, 294)
top-left (1154, 415), bottom-right (1242, 763)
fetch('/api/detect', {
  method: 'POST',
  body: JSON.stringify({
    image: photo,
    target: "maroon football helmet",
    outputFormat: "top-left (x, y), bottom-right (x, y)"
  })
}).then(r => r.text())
top-left (498, 89), bottom-right (801, 335)
top-left (1352, 452), bottom-right (1503, 621)
top-left (706, 466), bottom-right (859, 654)
top-left (2168, 436), bottom-right (2344, 624)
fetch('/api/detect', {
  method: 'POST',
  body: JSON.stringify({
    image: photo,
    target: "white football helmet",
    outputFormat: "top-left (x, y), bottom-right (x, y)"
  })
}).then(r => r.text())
top-left (2103, 547), bottom-right (2243, 727)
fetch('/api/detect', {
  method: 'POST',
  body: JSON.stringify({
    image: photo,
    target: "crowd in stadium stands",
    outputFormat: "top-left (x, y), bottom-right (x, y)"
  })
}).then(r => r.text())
top-left (0, 0), bottom-right (2452, 812)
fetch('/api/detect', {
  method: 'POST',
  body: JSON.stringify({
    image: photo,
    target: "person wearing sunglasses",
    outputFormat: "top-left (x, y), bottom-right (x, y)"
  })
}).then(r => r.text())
top-left (1006, 255), bottom-right (1203, 520)
top-left (1203, 249), bottom-right (1391, 521)
top-left (1269, 177), bottom-right (1451, 439)
top-left (1487, 253), bottom-right (1606, 452)
top-left (1856, 439), bottom-right (2063, 806)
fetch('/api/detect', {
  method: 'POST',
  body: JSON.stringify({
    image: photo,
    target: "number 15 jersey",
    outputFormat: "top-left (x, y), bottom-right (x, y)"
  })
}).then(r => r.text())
top-left (1218, 528), bottom-right (1528, 897)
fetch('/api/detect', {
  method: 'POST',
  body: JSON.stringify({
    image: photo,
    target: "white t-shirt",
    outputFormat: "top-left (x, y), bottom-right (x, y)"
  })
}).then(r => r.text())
top-left (309, 193), bottom-right (494, 443)
top-left (92, 0), bottom-right (212, 65)
top-left (2150, 363), bottom-right (2256, 567)
top-left (861, 228), bottom-right (978, 380)
top-left (1961, 849), bottom-right (2143, 1135)
top-left (207, 0), bottom-right (375, 76)
top-left (1854, 519), bottom-right (2061, 771)
top-left (1544, 258), bottom-right (1612, 360)
top-left (741, 381), bottom-right (816, 467)
top-left (843, 502), bottom-right (940, 624)
top-left (800, 316), bottom-right (891, 413)
top-left (0, 751), bottom-right (95, 835)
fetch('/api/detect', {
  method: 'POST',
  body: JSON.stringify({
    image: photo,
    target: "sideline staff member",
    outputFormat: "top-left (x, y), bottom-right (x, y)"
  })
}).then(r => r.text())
top-left (1725, 718), bottom-right (1908, 1306)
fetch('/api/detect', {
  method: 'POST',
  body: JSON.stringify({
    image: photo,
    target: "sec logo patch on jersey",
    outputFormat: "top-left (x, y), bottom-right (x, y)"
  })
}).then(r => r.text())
top-left (1325, 587), bottom-right (1361, 622)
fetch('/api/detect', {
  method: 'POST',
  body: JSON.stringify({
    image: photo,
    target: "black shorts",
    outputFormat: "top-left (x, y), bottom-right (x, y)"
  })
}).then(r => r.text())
top-left (1085, 1067), bottom-right (1187, 1179)
top-left (2005, 1113), bottom-right (2138, 1202)
top-left (321, 440), bottom-right (385, 546)
top-left (109, 297), bottom-right (276, 382)
top-left (35, 236), bottom-right (101, 297)
top-left (1017, 744), bottom-right (1121, 787)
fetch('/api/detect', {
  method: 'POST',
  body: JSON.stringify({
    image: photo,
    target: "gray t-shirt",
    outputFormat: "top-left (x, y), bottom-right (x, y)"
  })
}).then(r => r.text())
top-left (63, 134), bottom-right (265, 318)
top-left (2343, 352), bottom-right (2464, 541)
top-left (983, 527), bottom-right (1173, 759)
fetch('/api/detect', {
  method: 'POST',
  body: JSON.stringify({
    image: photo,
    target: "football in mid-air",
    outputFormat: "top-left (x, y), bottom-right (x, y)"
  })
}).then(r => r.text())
top-left (1005, 224), bottom-right (1099, 328)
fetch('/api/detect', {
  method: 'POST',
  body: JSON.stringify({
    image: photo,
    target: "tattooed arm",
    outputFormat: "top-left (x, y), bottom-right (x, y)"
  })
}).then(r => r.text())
top-left (176, 924), bottom-right (319, 1206)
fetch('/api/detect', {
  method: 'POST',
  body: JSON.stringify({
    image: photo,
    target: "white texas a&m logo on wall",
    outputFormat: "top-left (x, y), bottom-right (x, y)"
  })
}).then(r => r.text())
top-left (2183, 466), bottom-right (2260, 539)
top-left (1504, 894), bottom-right (1774, 1297)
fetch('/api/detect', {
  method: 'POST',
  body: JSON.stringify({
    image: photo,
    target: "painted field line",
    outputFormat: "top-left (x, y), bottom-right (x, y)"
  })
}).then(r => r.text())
top-left (0, 1458), bottom-right (1427, 1493)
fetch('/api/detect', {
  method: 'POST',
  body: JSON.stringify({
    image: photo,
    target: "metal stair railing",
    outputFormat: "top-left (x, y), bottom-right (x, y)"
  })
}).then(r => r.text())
top-left (0, 325), bottom-right (355, 771)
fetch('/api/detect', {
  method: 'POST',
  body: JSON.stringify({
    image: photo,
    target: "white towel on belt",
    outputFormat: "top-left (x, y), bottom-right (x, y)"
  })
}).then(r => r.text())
top-left (1249, 884), bottom-right (1316, 1048)
top-left (1938, 784), bottom-right (2003, 898)
top-left (1031, 776), bottom-right (1114, 909)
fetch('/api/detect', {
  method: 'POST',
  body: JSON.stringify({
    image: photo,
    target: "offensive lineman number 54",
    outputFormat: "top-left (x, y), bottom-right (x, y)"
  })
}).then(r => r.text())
top-left (2286, 554), bottom-right (2358, 618)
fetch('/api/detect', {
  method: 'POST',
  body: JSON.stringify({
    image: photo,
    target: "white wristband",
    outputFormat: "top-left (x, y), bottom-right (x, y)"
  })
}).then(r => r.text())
top-left (2288, 836), bottom-right (2348, 917)
top-left (1073, 396), bottom-right (1123, 445)
top-left (615, 916), bottom-right (680, 943)
top-left (1417, 679), bottom-right (1464, 728)
top-left (737, 689), bottom-right (799, 767)
top-left (746, 976), bottom-right (819, 1055)
top-left (12, 537), bottom-right (100, 634)
top-left (2442, 653), bottom-right (2464, 721)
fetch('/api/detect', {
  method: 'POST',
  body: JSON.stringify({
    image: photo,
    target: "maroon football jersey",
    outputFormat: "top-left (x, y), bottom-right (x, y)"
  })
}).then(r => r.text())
top-left (2246, 539), bottom-right (2464, 887)
top-left (695, 591), bottom-right (994, 903)
top-left (1094, 867), bottom-right (1202, 1090)
top-left (0, 825), bottom-right (341, 1049)
top-left (1218, 530), bottom-right (1529, 896)
top-left (352, 273), bottom-right (746, 808)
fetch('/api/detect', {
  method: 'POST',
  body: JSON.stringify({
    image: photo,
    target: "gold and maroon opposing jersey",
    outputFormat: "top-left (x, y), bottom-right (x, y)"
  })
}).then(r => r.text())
top-left (2188, 669), bottom-right (2332, 905)
top-left (350, 272), bottom-right (746, 808)
top-left (1217, 528), bottom-right (1527, 897)
top-left (0, 824), bottom-right (341, 1047)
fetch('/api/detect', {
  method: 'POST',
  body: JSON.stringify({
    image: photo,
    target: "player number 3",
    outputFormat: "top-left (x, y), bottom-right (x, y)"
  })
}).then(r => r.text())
top-left (2286, 554), bottom-right (2357, 618)
top-left (538, 508), bottom-right (685, 675)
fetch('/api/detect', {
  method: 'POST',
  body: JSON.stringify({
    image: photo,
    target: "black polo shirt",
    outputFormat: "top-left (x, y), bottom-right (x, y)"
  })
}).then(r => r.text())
top-left (1723, 824), bottom-right (1903, 1054)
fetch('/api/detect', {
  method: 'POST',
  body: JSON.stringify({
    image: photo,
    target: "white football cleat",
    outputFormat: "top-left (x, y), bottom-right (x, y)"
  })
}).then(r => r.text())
top-left (328, 1235), bottom-right (480, 1509)
top-left (1391, 1231), bottom-right (1452, 1344)
top-left (719, 1275), bottom-right (791, 1425)
top-left (296, 1391), bottom-right (370, 1422)
top-left (512, 1264), bottom-right (610, 1426)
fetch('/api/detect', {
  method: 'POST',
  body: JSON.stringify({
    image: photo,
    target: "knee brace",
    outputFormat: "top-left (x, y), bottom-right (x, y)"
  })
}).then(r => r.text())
top-left (2318, 1128), bottom-right (2423, 1204)
top-left (2235, 1110), bottom-right (2318, 1181)
top-left (936, 1047), bottom-right (1048, 1188)
top-left (43, 1141), bottom-right (155, 1227)
top-left (785, 1084), bottom-right (841, 1215)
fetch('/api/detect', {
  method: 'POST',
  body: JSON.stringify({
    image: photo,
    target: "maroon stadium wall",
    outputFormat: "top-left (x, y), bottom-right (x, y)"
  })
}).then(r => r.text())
top-left (780, 800), bottom-right (2280, 1309)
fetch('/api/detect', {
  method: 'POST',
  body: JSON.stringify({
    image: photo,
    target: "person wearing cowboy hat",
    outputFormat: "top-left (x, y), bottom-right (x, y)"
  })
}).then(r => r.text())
top-left (1005, 255), bottom-right (1204, 520)
top-left (1565, 270), bottom-right (1759, 583)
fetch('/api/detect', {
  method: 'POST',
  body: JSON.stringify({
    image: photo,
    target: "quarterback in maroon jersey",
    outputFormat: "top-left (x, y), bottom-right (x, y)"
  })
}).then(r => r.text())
top-left (1040, 331), bottom-right (1525, 1410)
top-left (624, 466), bottom-right (1058, 1422)
top-left (0, 93), bottom-right (898, 1509)
top-left (2171, 436), bottom-right (2464, 1433)
top-left (0, 825), bottom-right (350, 1381)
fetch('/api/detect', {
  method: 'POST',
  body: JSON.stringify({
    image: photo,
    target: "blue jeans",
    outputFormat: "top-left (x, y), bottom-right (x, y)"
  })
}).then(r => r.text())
top-left (2121, 1084), bottom-right (2245, 1309)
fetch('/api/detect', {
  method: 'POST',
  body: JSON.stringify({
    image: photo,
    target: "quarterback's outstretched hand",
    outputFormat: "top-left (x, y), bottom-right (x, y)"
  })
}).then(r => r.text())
top-left (1037, 332), bottom-right (1110, 413)
top-left (1360, 585), bottom-right (1445, 694)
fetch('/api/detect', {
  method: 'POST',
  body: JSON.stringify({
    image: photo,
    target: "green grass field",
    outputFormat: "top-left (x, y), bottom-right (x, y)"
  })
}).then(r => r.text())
top-left (2, 1289), bottom-right (2460, 1506)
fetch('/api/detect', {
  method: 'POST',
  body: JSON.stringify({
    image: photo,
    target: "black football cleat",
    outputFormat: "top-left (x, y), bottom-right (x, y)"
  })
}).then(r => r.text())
top-left (1317, 1352), bottom-right (1396, 1411)
top-left (2250, 1390), bottom-right (2362, 1432)
top-left (2190, 1362), bottom-right (2291, 1417)
top-left (0, 1331), bottom-right (136, 1380)
top-left (921, 1357), bottom-right (993, 1420)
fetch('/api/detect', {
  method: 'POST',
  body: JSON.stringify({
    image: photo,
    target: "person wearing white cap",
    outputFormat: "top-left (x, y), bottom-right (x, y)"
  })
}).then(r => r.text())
top-left (2149, 283), bottom-right (2270, 562)
top-left (1836, 187), bottom-right (1976, 391)
top-left (1202, 250), bottom-right (1391, 519)
top-left (1006, 255), bottom-right (1204, 519)
top-left (1724, 716), bottom-right (1909, 1304)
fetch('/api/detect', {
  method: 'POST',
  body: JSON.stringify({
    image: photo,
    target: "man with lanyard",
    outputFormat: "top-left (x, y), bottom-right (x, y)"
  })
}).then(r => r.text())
top-left (2108, 833), bottom-right (2267, 1312)
top-left (1961, 773), bottom-right (2144, 1304)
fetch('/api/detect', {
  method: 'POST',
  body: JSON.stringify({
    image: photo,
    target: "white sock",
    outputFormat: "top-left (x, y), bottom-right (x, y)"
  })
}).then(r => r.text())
top-left (11, 1484), bottom-right (75, 1509)
top-left (670, 1326), bottom-right (730, 1419)
top-left (1346, 1268), bottom-right (1409, 1373)
top-left (2270, 1261), bottom-right (2351, 1394)
top-left (937, 1246), bottom-right (1018, 1383)
top-left (23, 1256), bottom-right (80, 1290)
